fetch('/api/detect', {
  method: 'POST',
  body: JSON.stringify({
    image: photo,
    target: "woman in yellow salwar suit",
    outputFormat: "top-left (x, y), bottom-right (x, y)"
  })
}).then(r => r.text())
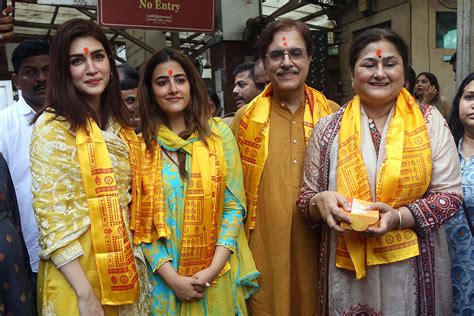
top-left (135, 47), bottom-right (259, 315)
top-left (30, 19), bottom-right (149, 315)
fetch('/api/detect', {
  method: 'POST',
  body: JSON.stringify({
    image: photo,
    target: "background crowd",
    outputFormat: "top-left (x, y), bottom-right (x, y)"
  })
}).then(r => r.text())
top-left (0, 4), bottom-right (473, 316)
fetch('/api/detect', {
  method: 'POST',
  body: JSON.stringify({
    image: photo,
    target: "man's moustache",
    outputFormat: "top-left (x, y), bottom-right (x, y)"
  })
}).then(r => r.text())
top-left (33, 83), bottom-right (46, 91)
top-left (276, 68), bottom-right (298, 75)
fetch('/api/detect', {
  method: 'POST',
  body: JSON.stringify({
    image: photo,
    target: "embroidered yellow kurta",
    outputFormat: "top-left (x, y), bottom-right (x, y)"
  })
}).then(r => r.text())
top-left (232, 97), bottom-right (338, 316)
top-left (30, 113), bottom-right (149, 316)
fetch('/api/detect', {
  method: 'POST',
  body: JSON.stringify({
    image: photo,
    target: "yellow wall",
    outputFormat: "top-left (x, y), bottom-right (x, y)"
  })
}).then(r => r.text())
top-left (337, 0), bottom-right (456, 106)
top-left (338, 0), bottom-right (411, 102)
top-left (411, 0), bottom-right (456, 104)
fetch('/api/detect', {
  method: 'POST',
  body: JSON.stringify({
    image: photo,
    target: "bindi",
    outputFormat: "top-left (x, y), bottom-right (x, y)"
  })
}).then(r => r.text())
top-left (376, 48), bottom-right (382, 58)
top-left (282, 36), bottom-right (288, 47)
top-left (167, 69), bottom-right (174, 76)
top-left (83, 47), bottom-right (89, 55)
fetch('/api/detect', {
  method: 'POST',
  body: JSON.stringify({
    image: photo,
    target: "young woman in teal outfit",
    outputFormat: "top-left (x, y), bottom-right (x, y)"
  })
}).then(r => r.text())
top-left (135, 47), bottom-right (258, 315)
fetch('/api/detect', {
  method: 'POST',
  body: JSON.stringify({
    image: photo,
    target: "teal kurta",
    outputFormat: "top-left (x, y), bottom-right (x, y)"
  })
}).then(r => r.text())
top-left (141, 119), bottom-right (259, 315)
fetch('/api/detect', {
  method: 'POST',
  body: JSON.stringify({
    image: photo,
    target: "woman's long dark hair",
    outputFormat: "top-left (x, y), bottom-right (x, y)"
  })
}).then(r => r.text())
top-left (36, 18), bottom-right (130, 130)
top-left (415, 72), bottom-right (441, 105)
top-left (448, 72), bottom-right (474, 146)
top-left (139, 47), bottom-right (212, 150)
top-left (139, 48), bottom-right (213, 179)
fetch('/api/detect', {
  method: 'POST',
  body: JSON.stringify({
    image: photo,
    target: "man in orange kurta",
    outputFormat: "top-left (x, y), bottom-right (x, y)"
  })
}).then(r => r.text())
top-left (231, 19), bottom-right (338, 316)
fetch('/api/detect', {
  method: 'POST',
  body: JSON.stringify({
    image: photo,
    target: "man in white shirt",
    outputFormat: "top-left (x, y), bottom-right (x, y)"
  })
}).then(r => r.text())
top-left (0, 39), bottom-right (50, 299)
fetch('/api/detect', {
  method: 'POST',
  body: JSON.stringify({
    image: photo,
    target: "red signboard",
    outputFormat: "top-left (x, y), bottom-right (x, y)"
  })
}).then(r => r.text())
top-left (97, 0), bottom-right (215, 32)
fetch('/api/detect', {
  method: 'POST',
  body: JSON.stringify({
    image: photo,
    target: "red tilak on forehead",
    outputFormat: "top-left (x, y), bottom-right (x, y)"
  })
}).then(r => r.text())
top-left (83, 47), bottom-right (89, 55)
top-left (282, 36), bottom-right (288, 47)
top-left (376, 48), bottom-right (382, 58)
top-left (167, 69), bottom-right (174, 76)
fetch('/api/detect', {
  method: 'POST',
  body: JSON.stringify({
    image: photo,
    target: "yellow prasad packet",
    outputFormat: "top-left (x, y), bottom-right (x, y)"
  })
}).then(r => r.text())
top-left (340, 197), bottom-right (379, 232)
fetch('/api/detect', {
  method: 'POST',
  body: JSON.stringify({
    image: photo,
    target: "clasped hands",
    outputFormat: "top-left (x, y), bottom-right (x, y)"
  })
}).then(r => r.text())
top-left (169, 267), bottom-right (218, 302)
top-left (310, 191), bottom-right (401, 236)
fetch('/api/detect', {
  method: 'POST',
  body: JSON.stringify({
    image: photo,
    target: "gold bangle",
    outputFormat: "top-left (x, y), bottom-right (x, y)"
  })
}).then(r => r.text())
top-left (397, 210), bottom-right (402, 230)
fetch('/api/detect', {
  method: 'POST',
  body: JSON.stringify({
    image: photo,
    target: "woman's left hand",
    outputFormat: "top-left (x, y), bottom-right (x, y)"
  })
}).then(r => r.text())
top-left (191, 245), bottom-right (230, 289)
top-left (366, 202), bottom-right (400, 236)
top-left (192, 268), bottom-right (216, 288)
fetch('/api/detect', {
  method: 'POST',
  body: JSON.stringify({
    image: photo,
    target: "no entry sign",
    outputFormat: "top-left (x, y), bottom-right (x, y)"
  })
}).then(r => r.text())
top-left (97, 0), bottom-right (215, 32)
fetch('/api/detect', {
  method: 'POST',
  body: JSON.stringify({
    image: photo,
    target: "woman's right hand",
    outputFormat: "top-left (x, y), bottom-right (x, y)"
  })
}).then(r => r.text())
top-left (169, 275), bottom-right (207, 302)
top-left (422, 85), bottom-right (437, 105)
top-left (311, 191), bottom-right (352, 232)
top-left (77, 289), bottom-right (104, 316)
top-left (58, 258), bottom-right (104, 316)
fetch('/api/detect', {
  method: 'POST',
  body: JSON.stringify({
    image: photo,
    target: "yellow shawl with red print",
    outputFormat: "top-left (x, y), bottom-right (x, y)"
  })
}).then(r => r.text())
top-left (237, 83), bottom-right (335, 232)
top-left (336, 89), bottom-right (429, 279)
